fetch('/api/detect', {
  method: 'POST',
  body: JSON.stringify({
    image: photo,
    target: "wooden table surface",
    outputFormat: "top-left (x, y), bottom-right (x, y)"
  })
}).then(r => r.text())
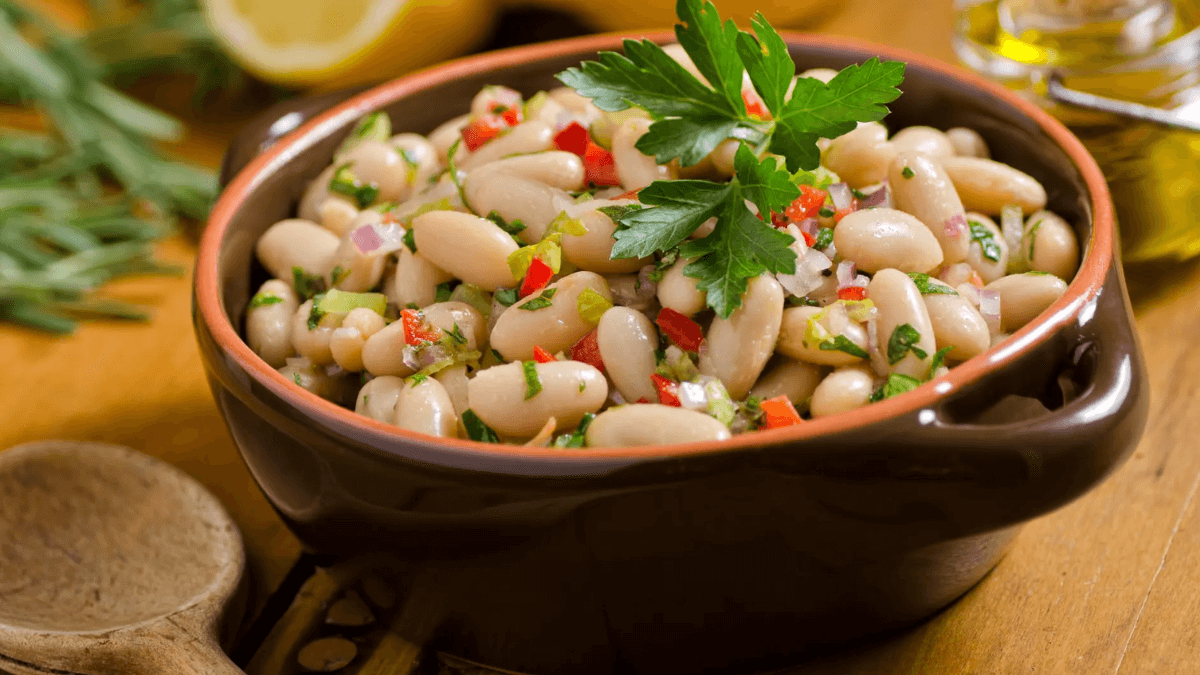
top-left (6, 0), bottom-right (1200, 673)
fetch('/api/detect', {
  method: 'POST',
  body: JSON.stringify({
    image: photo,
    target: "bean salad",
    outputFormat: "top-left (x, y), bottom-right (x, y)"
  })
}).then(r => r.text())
top-left (243, 23), bottom-right (1078, 448)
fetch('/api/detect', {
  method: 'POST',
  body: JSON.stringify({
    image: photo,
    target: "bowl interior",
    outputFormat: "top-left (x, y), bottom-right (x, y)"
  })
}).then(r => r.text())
top-left (203, 33), bottom-right (1107, 461)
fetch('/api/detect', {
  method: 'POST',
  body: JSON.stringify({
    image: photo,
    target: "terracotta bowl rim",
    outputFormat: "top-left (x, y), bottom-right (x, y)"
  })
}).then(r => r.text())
top-left (196, 31), bottom-right (1114, 463)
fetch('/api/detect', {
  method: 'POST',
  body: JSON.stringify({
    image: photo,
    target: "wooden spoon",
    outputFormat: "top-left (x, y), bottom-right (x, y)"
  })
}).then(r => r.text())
top-left (0, 441), bottom-right (245, 675)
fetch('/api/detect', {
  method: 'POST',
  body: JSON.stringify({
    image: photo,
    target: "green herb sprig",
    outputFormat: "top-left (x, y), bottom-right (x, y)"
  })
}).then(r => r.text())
top-left (558, 0), bottom-right (904, 317)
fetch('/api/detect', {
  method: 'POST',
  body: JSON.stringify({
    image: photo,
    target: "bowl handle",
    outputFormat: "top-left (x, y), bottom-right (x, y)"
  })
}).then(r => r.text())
top-left (867, 262), bottom-right (1149, 533)
top-left (219, 88), bottom-right (369, 188)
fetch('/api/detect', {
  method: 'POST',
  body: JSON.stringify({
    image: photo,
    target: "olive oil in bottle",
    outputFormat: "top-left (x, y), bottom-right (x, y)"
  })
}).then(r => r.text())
top-left (953, 0), bottom-right (1200, 262)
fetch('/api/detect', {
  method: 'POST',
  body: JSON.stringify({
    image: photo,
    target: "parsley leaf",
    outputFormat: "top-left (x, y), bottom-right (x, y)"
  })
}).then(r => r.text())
top-left (307, 295), bottom-right (326, 330)
top-left (735, 13), bottom-right (794, 115)
top-left (813, 227), bottom-right (834, 250)
top-left (553, 412), bottom-right (596, 448)
top-left (248, 292), bottom-right (283, 309)
top-left (519, 287), bottom-right (557, 311)
top-left (868, 373), bottom-right (922, 402)
top-left (445, 323), bottom-right (468, 344)
top-left (636, 117), bottom-right (745, 167)
top-left (462, 409), bottom-right (500, 443)
top-left (733, 144), bottom-right (799, 224)
top-left (597, 203), bottom-right (644, 223)
top-left (486, 210), bottom-right (526, 236)
top-left (886, 323), bottom-right (928, 364)
top-left (435, 282), bottom-right (454, 303)
top-left (969, 220), bottom-right (1002, 262)
top-left (675, 0), bottom-right (745, 116)
top-left (522, 360), bottom-right (543, 400)
top-left (610, 180), bottom-right (732, 259)
top-left (908, 272), bottom-right (958, 295)
top-left (679, 202), bottom-right (795, 317)
top-left (818, 334), bottom-right (869, 359)
top-left (494, 287), bottom-right (519, 307)
top-left (292, 266), bottom-right (327, 302)
top-left (928, 346), bottom-right (954, 378)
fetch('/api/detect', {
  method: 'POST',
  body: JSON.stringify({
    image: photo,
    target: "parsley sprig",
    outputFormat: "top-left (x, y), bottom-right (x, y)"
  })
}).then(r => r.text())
top-left (557, 0), bottom-right (904, 317)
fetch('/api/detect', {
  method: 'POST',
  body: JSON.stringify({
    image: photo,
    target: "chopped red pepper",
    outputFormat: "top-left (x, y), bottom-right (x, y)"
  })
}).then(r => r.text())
top-left (400, 309), bottom-right (442, 345)
top-left (553, 122), bottom-right (589, 156)
top-left (837, 286), bottom-right (868, 301)
top-left (614, 188), bottom-right (641, 200)
top-left (785, 185), bottom-right (828, 222)
top-left (519, 257), bottom-right (554, 298)
top-left (801, 230), bottom-right (816, 247)
top-left (656, 308), bottom-right (704, 352)
top-left (651, 373), bottom-right (681, 407)
top-left (461, 115), bottom-right (507, 151)
top-left (761, 395), bottom-right (803, 429)
top-left (500, 107), bottom-right (521, 126)
top-left (635, 397), bottom-right (651, 404)
top-left (743, 90), bottom-right (768, 119)
top-left (570, 329), bottom-right (605, 374)
top-left (770, 211), bottom-right (789, 229)
top-left (584, 140), bottom-right (621, 186)
top-left (532, 345), bottom-right (557, 363)
top-left (833, 204), bottom-right (857, 224)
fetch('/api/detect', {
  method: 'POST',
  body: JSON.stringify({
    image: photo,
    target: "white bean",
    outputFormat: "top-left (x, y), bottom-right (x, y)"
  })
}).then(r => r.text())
top-left (395, 377), bottom-right (459, 438)
top-left (964, 212), bottom-right (1009, 283)
top-left (389, 133), bottom-right (441, 188)
top-left (890, 126), bottom-right (955, 159)
top-left (469, 151), bottom-right (585, 191)
top-left (822, 122), bottom-right (898, 188)
top-left (776, 305), bottom-right (871, 367)
top-left (940, 156), bottom-right (1048, 215)
top-left (459, 121), bottom-right (554, 170)
top-left (328, 210), bottom-right (388, 293)
top-left (255, 218), bottom-right (339, 282)
top-left (797, 68), bottom-right (838, 84)
top-left (709, 139), bottom-right (739, 178)
top-left (699, 274), bottom-right (784, 399)
top-left (946, 127), bottom-right (990, 158)
top-left (421, 301), bottom-right (487, 351)
top-left (470, 85), bottom-right (522, 119)
top-left (810, 366), bottom-right (876, 418)
top-left (434, 365), bottom-right (470, 418)
top-left (334, 140), bottom-right (411, 203)
top-left (597, 307), bottom-right (659, 403)
top-left (246, 279), bottom-right (299, 367)
top-left (298, 165), bottom-right (336, 223)
top-left (749, 357), bottom-right (823, 408)
top-left (868, 268), bottom-right (936, 378)
top-left (427, 113), bottom-right (469, 165)
top-left (279, 357), bottom-right (351, 401)
top-left (290, 299), bottom-right (338, 366)
top-left (586, 404), bottom-right (731, 447)
top-left (889, 151), bottom-right (971, 265)
top-left (355, 376), bottom-right (405, 424)
top-left (657, 257), bottom-right (707, 317)
top-left (411, 210), bottom-right (520, 290)
top-left (318, 197), bottom-right (359, 237)
top-left (561, 198), bottom-right (650, 273)
top-left (920, 279), bottom-right (990, 361)
top-left (464, 169), bottom-right (575, 244)
top-left (547, 87), bottom-right (603, 124)
top-left (390, 247), bottom-right (454, 309)
top-left (361, 321), bottom-right (415, 377)
top-left (833, 208), bottom-right (944, 274)
top-left (985, 272), bottom-right (1068, 332)
top-left (490, 271), bottom-right (612, 361)
top-left (329, 307), bottom-right (387, 372)
top-left (1021, 210), bottom-right (1079, 281)
top-left (612, 118), bottom-right (677, 191)
top-left (468, 361), bottom-right (607, 437)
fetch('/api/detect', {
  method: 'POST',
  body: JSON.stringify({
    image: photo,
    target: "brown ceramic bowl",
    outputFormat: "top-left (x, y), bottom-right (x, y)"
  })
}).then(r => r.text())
top-left (195, 33), bottom-right (1148, 675)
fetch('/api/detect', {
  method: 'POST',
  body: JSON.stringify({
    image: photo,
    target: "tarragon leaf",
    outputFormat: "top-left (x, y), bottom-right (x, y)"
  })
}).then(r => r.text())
top-left (674, 0), bottom-right (746, 117)
top-left (611, 180), bottom-right (732, 259)
top-left (735, 12), bottom-right (794, 115)
top-left (679, 201), bottom-right (796, 317)
top-left (733, 143), bottom-right (798, 222)
top-left (556, 39), bottom-right (731, 118)
top-left (635, 117), bottom-right (741, 167)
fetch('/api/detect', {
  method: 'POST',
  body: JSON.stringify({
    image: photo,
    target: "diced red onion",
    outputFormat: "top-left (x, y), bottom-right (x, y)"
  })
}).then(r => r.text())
top-left (420, 343), bottom-right (448, 368)
top-left (609, 390), bottom-right (627, 406)
top-left (865, 317), bottom-right (889, 376)
top-left (849, 273), bottom-right (870, 288)
top-left (826, 302), bottom-right (849, 335)
top-left (798, 218), bottom-right (820, 237)
top-left (979, 288), bottom-right (1002, 334)
top-left (401, 345), bottom-right (423, 371)
top-left (836, 260), bottom-right (856, 288)
top-left (635, 265), bottom-right (659, 298)
top-left (677, 381), bottom-right (708, 410)
top-left (943, 213), bottom-right (967, 238)
top-left (778, 247), bottom-right (832, 297)
top-left (805, 248), bottom-right (833, 271)
top-left (823, 241), bottom-right (837, 260)
top-left (324, 363), bottom-right (346, 377)
top-left (351, 224), bottom-right (384, 254)
top-left (828, 182), bottom-right (854, 210)
top-left (858, 182), bottom-right (891, 209)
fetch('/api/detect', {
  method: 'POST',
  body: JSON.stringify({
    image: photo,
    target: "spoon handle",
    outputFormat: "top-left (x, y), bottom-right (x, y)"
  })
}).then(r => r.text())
top-left (149, 635), bottom-right (245, 675)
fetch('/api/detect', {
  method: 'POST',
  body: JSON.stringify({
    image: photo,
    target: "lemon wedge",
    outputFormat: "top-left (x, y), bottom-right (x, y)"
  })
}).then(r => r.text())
top-left (201, 0), bottom-right (498, 89)
top-left (503, 0), bottom-right (828, 32)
